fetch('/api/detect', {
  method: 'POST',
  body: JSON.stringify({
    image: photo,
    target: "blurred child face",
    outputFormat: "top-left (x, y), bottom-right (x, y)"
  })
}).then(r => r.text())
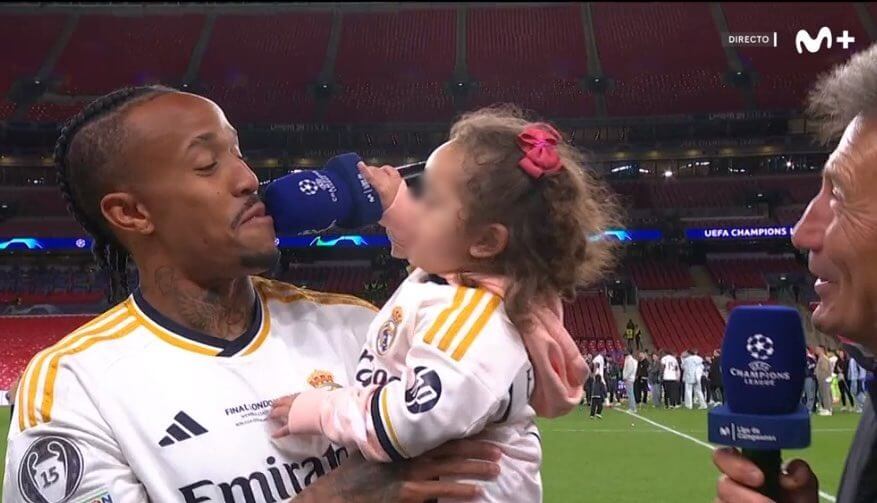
top-left (407, 141), bottom-right (475, 275)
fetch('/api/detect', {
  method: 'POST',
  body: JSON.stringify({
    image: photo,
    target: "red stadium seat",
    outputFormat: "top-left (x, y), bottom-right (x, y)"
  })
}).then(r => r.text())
top-left (640, 297), bottom-right (724, 354)
top-left (592, 3), bottom-right (744, 116)
top-left (53, 15), bottom-right (205, 95)
top-left (0, 315), bottom-right (96, 388)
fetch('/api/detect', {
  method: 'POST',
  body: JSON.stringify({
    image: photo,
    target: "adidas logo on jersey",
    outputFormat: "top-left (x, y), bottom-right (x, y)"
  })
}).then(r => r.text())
top-left (158, 411), bottom-right (208, 447)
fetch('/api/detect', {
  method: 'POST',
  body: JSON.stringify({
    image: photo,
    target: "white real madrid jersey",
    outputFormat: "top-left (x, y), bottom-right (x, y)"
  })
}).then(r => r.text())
top-left (353, 268), bottom-right (542, 502)
top-left (3, 276), bottom-right (377, 503)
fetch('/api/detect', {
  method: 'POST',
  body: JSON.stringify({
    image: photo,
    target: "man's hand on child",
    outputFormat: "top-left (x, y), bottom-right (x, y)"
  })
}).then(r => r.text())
top-left (358, 162), bottom-right (402, 211)
top-left (269, 394), bottom-right (298, 438)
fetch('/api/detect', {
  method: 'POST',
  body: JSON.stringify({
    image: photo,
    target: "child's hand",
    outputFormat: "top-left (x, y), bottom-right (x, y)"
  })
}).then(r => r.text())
top-left (269, 394), bottom-right (299, 438)
top-left (358, 162), bottom-right (402, 211)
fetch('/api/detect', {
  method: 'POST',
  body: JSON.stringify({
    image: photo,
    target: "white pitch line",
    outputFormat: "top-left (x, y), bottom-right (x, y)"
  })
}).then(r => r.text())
top-left (617, 409), bottom-right (837, 503)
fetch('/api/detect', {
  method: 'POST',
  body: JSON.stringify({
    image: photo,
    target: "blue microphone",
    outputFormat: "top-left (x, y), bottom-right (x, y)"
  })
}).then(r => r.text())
top-left (263, 153), bottom-right (425, 236)
top-left (708, 306), bottom-right (811, 500)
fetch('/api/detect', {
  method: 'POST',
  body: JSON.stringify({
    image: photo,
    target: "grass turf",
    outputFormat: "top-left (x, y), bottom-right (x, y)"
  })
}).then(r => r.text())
top-left (0, 405), bottom-right (856, 500)
top-left (539, 403), bottom-right (858, 502)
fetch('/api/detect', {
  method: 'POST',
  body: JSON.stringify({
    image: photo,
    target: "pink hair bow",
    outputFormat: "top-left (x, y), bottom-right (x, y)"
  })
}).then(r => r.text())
top-left (516, 124), bottom-right (565, 179)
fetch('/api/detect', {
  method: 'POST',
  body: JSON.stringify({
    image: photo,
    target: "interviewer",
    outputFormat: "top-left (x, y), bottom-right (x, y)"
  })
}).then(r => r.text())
top-left (713, 42), bottom-right (877, 503)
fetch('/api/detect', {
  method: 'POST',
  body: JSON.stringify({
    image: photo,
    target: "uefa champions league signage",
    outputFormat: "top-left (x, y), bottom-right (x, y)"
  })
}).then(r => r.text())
top-left (685, 226), bottom-right (794, 241)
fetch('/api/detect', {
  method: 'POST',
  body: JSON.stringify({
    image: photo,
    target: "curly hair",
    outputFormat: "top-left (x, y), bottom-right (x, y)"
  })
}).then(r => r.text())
top-left (806, 43), bottom-right (877, 145)
top-left (55, 85), bottom-right (177, 304)
top-left (449, 105), bottom-right (623, 326)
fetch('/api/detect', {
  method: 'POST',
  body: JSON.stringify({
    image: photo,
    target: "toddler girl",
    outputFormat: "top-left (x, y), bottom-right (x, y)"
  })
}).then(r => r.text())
top-left (270, 105), bottom-right (620, 501)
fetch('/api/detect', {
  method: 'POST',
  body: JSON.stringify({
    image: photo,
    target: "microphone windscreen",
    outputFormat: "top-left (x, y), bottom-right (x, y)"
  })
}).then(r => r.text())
top-left (722, 306), bottom-right (806, 415)
top-left (263, 154), bottom-right (360, 236)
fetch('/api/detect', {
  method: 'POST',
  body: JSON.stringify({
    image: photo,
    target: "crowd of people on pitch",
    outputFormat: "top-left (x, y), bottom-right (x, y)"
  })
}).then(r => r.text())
top-left (580, 347), bottom-right (723, 418)
top-left (805, 345), bottom-right (873, 415)
top-left (578, 343), bottom-right (877, 419)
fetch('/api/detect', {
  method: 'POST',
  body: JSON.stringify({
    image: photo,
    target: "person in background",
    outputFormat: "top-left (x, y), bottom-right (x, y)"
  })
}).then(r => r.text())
top-left (702, 356), bottom-right (713, 406)
top-left (592, 350), bottom-right (605, 382)
top-left (709, 348), bottom-right (723, 405)
top-left (635, 325), bottom-right (642, 351)
top-left (682, 348), bottom-right (707, 410)
top-left (635, 350), bottom-right (650, 406)
top-left (837, 348), bottom-right (856, 412)
top-left (584, 354), bottom-right (594, 405)
top-left (589, 374), bottom-right (607, 419)
top-left (848, 353), bottom-right (866, 413)
top-left (678, 351), bottom-right (687, 408)
top-left (624, 320), bottom-right (636, 353)
top-left (815, 345), bottom-right (834, 416)
top-left (804, 347), bottom-right (818, 414)
top-left (605, 354), bottom-right (621, 405)
top-left (648, 352), bottom-right (663, 408)
top-left (622, 349), bottom-right (638, 413)
top-left (661, 350), bottom-right (680, 409)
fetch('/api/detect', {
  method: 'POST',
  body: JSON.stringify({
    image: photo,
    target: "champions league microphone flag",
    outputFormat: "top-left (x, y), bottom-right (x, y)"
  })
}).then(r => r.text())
top-left (708, 306), bottom-right (811, 499)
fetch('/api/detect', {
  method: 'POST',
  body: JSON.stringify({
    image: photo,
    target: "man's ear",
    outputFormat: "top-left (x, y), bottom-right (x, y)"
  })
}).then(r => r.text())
top-left (468, 223), bottom-right (509, 259)
top-left (100, 192), bottom-right (153, 236)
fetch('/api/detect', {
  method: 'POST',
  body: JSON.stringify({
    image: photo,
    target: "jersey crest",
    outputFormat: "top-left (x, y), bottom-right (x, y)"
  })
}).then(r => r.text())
top-left (307, 370), bottom-right (341, 390)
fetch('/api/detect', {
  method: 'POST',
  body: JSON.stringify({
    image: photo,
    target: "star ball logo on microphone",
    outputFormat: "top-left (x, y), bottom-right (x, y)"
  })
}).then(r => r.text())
top-left (728, 334), bottom-right (791, 387)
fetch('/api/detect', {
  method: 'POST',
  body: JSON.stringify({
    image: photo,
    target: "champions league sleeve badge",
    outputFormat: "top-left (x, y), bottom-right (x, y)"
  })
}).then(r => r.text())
top-left (18, 436), bottom-right (84, 503)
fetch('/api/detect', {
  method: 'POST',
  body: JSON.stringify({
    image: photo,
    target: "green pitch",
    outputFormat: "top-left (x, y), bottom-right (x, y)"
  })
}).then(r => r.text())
top-left (539, 403), bottom-right (858, 502)
top-left (0, 405), bottom-right (856, 500)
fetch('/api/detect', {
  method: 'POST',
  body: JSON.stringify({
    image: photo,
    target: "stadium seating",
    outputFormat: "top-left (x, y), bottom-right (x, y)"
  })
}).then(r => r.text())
top-left (608, 175), bottom-right (820, 210)
top-left (326, 81), bottom-right (455, 124)
top-left (562, 293), bottom-right (619, 342)
top-left (591, 3), bottom-right (744, 116)
top-left (25, 102), bottom-right (86, 123)
top-left (722, 2), bottom-right (867, 111)
top-left (53, 14), bottom-right (205, 95)
top-left (707, 257), bottom-right (804, 289)
top-left (627, 260), bottom-right (693, 290)
top-left (639, 297), bottom-right (724, 354)
top-left (0, 14), bottom-right (66, 97)
top-left (198, 13), bottom-right (333, 124)
top-left (328, 9), bottom-right (456, 123)
top-left (334, 10), bottom-right (456, 82)
top-left (0, 100), bottom-right (17, 121)
top-left (0, 315), bottom-right (94, 388)
top-left (467, 5), bottom-right (596, 118)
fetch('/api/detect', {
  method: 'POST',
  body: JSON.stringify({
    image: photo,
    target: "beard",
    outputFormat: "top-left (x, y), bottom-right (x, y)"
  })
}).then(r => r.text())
top-left (240, 247), bottom-right (281, 273)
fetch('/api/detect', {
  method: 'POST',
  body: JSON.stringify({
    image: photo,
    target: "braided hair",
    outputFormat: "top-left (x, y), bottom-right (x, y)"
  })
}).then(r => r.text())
top-left (54, 85), bottom-right (177, 305)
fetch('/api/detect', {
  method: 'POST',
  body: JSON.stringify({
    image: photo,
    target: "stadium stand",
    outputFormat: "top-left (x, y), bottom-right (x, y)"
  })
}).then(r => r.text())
top-left (467, 5), bottom-right (595, 117)
top-left (52, 14), bottom-right (205, 95)
top-left (25, 102), bottom-right (86, 123)
top-left (0, 315), bottom-right (93, 388)
top-left (563, 293), bottom-right (618, 341)
top-left (707, 257), bottom-right (804, 289)
top-left (639, 297), bottom-right (725, 354)
top-left (627, 260), bottom-right (694, 290)
top-left (591, 2), bottom-right (744, 116)
top-left (0, 14), bottom-right (66, 97)
top-left (198, 13), bottom-right (332, 124)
